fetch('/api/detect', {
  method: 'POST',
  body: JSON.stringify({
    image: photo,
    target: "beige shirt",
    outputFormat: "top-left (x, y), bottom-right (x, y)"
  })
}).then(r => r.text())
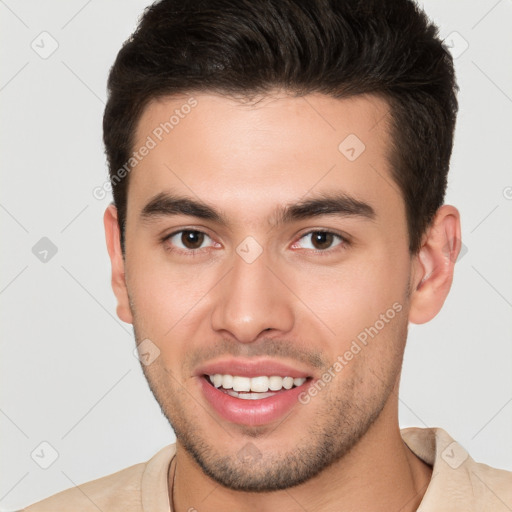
top-left (23, 427), bottom-right (512, 511)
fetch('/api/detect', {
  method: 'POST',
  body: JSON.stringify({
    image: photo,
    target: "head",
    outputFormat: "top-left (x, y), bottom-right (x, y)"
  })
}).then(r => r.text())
top-left (103, 0), bottom-right (461, 492)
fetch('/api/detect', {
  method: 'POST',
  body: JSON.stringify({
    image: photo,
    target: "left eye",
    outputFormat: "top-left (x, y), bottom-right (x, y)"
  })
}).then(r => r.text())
top-left (166, 230), bottom-right (214, 250)
top-left (293, 231), bottom-right (344, 251)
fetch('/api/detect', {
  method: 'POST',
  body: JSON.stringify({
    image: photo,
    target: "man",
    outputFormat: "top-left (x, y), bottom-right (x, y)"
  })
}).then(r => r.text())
top-left (24, 0), bottom-right (512, 510)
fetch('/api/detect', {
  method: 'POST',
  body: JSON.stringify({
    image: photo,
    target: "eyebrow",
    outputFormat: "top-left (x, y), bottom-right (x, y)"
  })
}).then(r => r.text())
top-left (140, 191), bottom-right (376, 227)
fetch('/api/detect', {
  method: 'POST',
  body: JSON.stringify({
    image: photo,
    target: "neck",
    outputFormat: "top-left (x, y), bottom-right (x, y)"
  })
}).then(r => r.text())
top-left (169, 401), bottom-right (432, 512)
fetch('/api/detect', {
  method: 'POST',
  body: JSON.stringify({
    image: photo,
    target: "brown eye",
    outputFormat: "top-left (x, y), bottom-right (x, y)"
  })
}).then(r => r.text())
top-left (311, 232), bottom-right (335, 250)
top-left (293, 230), bottom-right (344, 252)
top-left (181, 230), bottom-right (205, 249)
top-left (166, 230), bottom-right (213, 252)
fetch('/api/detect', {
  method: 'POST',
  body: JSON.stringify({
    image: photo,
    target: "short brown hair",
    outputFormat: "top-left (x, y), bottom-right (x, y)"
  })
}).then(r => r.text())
top-left (103, 0), bottom-right (458, 253)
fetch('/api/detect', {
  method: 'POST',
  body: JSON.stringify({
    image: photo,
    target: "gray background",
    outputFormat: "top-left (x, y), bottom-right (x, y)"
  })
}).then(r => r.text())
top-left (1, 0), bottom-right (511, 509)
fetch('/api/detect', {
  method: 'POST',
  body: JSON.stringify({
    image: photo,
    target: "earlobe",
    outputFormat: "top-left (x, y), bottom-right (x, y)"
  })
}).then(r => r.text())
top-left (104, 204), bottom-right (133, 324)
top-left (408, 205), bottom-right (461, 325)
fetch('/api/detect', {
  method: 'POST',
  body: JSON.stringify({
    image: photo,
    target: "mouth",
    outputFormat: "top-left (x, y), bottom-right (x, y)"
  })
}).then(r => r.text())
top-left (203, 373), bottom-right (311, 400)
top-left (199, 373), bottom-right (314, 426)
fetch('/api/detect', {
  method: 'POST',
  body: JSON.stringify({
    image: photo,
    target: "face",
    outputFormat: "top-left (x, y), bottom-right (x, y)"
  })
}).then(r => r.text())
top-left (110, 91), bottom-right (421, 491)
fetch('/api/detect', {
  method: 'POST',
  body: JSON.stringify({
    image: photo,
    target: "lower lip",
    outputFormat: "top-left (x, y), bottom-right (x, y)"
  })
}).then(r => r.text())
top-left (199, 376), bottom-right (311, 427)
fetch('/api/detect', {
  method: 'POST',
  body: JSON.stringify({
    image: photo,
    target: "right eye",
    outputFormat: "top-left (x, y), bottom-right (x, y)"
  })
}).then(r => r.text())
top-left (162, 229), bottom-right (220, 255)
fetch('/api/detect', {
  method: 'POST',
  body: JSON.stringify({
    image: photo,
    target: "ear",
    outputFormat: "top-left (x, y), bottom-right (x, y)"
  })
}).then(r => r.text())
top-left (408, 205), bottom-right (461, 325)
top-left (104, 204), bottom-right (133, 324)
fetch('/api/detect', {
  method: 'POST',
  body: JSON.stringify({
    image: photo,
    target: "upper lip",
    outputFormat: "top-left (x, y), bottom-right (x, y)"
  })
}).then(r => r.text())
top-left (195, 358), bottom-right (313, 379)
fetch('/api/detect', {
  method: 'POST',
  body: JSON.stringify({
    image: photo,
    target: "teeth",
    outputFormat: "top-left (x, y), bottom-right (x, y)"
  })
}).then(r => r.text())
top-left (268, 375), bottom-right (283, 391)
top-left (250, 376), bottom-right (269, 392)
top-left (225, 390), bottom-right (277, 400)
top-left (208, 374), bottom-right (307, 392)
top-left (283, 377), bottom-right (294, 390)
top-left (222, 374), bottom-right (233, 389)
top-left (232, 376), bottom-right (251, 392)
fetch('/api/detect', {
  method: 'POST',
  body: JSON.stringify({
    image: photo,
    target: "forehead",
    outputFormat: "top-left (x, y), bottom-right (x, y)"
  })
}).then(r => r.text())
top-left (128, 91), bottom-right (403, 226)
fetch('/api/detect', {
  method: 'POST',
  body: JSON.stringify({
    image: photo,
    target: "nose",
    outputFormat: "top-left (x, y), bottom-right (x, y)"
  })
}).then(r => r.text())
top-left (210, 248), bottom-right (295, 343)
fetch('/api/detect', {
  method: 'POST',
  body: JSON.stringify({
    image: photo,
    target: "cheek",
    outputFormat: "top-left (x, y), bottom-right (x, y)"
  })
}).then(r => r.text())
top-left (126, 251), bottom-right (219, 342)
top-left (294, 251), bottom-right (409, 348)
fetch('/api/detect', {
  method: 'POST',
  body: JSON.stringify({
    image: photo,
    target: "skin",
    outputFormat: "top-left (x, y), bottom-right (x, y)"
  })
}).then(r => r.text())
top-left (104, 91), bottom-right (461, 511)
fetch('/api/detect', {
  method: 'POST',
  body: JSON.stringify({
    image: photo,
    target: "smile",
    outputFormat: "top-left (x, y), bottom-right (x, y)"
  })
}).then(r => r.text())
top-left (207, 374), bottom-right (308, 399)
top-left (200, 374), bottom-right (313, 426)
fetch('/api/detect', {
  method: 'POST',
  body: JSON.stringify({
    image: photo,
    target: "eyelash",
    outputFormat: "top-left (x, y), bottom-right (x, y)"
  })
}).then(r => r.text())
top-left (161, 229), bottom-right (349, 257)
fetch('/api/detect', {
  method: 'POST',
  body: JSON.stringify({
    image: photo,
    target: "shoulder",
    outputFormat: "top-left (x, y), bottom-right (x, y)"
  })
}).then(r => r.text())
top-left (465, 458), bottom-right (512, 510)
top-left (401, 427), bottom-right (512, 511)
top-left (22, 445), bottom-right (175, 512)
